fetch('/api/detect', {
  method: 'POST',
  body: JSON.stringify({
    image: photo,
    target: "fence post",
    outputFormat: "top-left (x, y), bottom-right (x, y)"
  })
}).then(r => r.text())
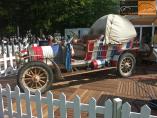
top-left (140, 105), bottom-right (151, 118)
top-left (121, 102), bottom-right (131, 118)
top-left (0, 84), bottom-right (4, 118)
top-left (60, 93), bottom-right (67, 118)
top-left (73, 95), bottom-right (81, 118)
top-left (6, 43), bottom-right (9, 57)
top-left (4, 53), bottom-right (7, 71)
top-left (6, 84), bottom-right (13, 118)
top-left (1, 43), bottom-right (4, 55)
top-left (113, 98), bottom-right (122, 118)
top-left (11, 42), bottom-right (15, 56)
top-left (104, 99), bottom-right (112, 118)
top-left (15, 86), bottom-right (22, 118)
top-left (9, 53), bottom-right (13, 67)
top-left (25, 88), bottom-right (32, 117)
top-left (46, 91), bottom-right (54, 118)
top-left (35, 90), bottom-right (43, 118)
top-left (88, 98), bottom-right (96, 118)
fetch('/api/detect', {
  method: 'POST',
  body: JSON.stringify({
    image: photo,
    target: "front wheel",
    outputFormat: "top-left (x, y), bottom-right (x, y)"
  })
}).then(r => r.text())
top-left (117, 53), bottom-right (136, 77)
top-left (17, 61), bottom-right (53, 94)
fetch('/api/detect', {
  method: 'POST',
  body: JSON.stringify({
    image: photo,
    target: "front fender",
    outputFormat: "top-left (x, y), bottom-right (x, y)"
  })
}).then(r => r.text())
top-left (49, 59), bottom-right (64, 81)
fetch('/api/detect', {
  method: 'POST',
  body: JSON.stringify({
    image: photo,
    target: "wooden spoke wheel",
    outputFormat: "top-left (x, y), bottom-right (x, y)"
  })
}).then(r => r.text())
top-left (18, 61), bottom-right (53, 94)
top-left (118, 53), bottom-right (136, 77)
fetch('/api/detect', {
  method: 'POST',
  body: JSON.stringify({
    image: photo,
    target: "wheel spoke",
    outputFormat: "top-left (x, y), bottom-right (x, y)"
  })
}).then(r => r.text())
top-left (125, 69), bottom-right (128, 73)
top-left (24, 77), bottom-right (32, 80)
top-left (121, 64), bottom-right (124, 68)
top-left (39, 79), bottom-right (46, 84)
top-left (37, 82), bottom-right (43, 87)
top-left (30, 82), bottom-right (35, 88)
top-left (127, 68), bottom-right (130, 72)
top-left (39, 72), bottom-right (45, 77)
top-left (37, 69), bottom-right (42, 75)
top-left (25, 81), bottom-right (32, 85)
top-left (122, 61), bottom-right (125, 65)
top-left (29, 70), bottom-right (35, 76)
top-left (40, 77), bottom-right (47, 79)
top-left (25, 73), bottom-right (32, 77)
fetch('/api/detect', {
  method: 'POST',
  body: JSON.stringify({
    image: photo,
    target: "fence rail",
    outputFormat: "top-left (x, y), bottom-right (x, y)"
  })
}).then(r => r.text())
top-left (0, 84), bottom-right (157, 118)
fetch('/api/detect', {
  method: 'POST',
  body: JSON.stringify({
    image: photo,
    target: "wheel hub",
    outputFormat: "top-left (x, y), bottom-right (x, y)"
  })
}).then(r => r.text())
top-left (33, 75), bottom-right (40, 82)
top-left (121, 57), bottom-right (133, 73)
top-left (124, 62), bottom-right (130, 68)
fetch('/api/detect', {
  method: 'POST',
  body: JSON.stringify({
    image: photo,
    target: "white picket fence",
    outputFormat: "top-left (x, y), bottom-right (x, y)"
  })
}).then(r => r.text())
top-left (0, 84), bottom-right (157, 118)
top-left (0, 43), bottom-right (24, 56)
top-left (0, 53), bottom-right (17, 77)
top-left (0, 42), bottom-right (26, 77)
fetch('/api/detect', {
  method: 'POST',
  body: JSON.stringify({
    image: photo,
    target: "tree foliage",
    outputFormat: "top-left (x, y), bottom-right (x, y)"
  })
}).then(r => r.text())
top-left (0, 0), bottom-right (119, 35)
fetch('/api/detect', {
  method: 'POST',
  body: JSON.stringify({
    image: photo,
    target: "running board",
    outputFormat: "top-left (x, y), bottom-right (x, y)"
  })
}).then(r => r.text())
top-left (62, 67), bottom-right (116, 77)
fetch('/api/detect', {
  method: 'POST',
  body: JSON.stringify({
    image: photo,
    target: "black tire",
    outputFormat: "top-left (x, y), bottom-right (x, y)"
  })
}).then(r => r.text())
top-left (117, 53), bottom-right (136, 77)
top-left (17, 61), bottom-right (53, 94)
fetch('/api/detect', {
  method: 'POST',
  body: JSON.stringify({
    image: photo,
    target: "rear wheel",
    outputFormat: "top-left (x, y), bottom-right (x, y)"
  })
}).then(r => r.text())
top-left (17, 61), bottom-right (53, 94)
top-left (118, 53), bottom-right (136, 77)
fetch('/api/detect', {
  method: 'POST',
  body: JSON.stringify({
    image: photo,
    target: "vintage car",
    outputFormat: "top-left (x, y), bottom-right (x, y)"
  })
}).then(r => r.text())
top-left (16, 14), bottom-right (139, 94)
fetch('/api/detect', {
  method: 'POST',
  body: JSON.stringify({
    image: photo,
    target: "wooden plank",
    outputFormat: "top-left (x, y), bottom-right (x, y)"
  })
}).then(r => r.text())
top-left (149, 86), bottom-right (156, 99)
top-left (139, 82), bottom-right (143, 98)
top-left (133, 81), bottom-right (137, 98)
top-left (117, 81), bottom-right (123, 95)
top-left (130, 81), bottom-right (134, 97)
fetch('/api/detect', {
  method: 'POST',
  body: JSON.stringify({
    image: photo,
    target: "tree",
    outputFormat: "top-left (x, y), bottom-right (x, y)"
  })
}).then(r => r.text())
top-left (0, 0), bottom-right (119, 35)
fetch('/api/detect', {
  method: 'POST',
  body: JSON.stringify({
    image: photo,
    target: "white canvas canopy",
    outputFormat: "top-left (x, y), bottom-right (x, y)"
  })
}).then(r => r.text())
top-left (89, 14), bottom-right (137, 44)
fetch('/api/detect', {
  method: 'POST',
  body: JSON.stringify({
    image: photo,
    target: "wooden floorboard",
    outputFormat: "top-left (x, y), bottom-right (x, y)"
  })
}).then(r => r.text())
top-left (1, 64), bottom-right (157, 117)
